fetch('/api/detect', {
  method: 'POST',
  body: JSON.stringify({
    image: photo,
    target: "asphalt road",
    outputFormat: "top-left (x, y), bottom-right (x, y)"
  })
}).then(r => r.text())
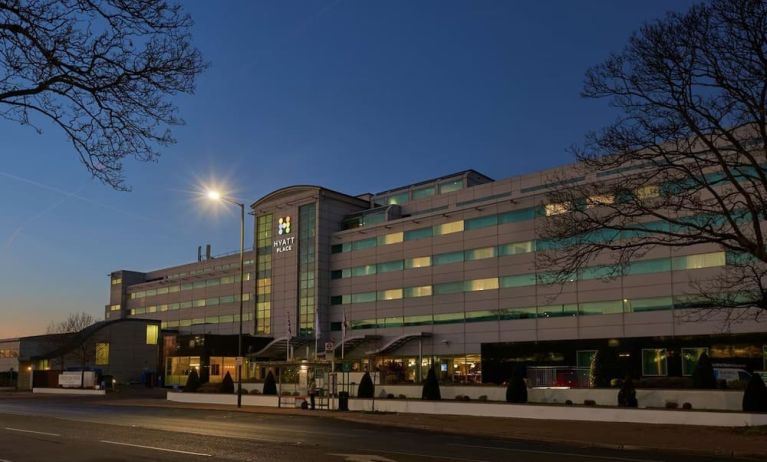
top-left (0, 394), bottom-right (752, 462)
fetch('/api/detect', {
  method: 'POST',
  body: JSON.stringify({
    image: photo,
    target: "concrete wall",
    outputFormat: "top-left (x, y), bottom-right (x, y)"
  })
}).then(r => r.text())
top-left (165, 391), bottom-right (767, 427)
top-left (347, 399), bottom-right (767, 427)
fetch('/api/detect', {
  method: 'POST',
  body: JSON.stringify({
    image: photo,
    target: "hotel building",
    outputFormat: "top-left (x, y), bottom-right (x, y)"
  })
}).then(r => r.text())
top-left (109, 168), bottom-right (767, 385)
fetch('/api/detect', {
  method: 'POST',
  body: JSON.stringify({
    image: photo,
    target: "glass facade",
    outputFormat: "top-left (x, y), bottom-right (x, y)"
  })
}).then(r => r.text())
top-left (256, 214), bottom-right (273, 335)
top-left (298, 203), bottom-right (317, 336)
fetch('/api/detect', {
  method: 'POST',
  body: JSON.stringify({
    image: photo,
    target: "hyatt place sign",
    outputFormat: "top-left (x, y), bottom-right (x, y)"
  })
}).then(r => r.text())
top-left (273, 216), bottom-right (294, 253)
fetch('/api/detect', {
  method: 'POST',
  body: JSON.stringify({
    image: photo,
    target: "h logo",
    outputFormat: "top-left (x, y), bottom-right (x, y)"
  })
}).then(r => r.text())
top-left (277, 216), bottom-right (291, 235)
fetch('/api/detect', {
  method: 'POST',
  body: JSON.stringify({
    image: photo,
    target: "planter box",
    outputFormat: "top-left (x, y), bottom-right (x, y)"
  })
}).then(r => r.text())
top-left (32, 387), bottom-right (105, 396)
top-left (167, 391), bottom-right (279, 408)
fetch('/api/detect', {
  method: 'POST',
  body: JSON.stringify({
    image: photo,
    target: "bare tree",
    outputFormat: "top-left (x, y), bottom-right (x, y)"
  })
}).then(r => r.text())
top-left (540, 0), bottom-right (767, 323)
top-left (0, 0), bottom-right (206, 190)
top-left (47, 311), bottom-right (96, 333)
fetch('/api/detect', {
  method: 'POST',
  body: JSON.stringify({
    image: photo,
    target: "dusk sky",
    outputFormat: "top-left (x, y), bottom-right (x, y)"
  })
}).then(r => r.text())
top-left (0, 0), bottom-right (697, 338)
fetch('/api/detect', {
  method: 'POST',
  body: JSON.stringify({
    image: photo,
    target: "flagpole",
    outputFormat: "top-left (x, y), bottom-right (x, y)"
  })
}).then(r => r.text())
top-left (314, 309), bottom-right (319, 360)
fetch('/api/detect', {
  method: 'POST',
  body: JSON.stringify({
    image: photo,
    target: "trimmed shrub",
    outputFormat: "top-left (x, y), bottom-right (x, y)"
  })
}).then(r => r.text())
top-left (357, 372), bottom-right (375, 398)
top-left (584, 399), bottom-right (596, 406)
top-left (590, 348), bottom-right (623, 388)
top-left (742, 373), bottom-right (767, 412)
top-left (505, 369), bottom-right (527, 403)
top-left (682, 402), bottom-right (692, 410)
top-left (617, 377), bottom-right (638, 408)
top-left (398, 394), bottom-right (407, 400)
top-left (665, 401), bottom-right (679, 409)
top-left (262, 371), bottom-right (277, 395)
top-left (454, 395), bottom-right (464, 401)
top-left (240, 389), bottom-right (249, 395)
top-left (220, 372), bottom-right (235, 394)
top-left (421, 367), bottom-right (441, 400)
top-left (386, 393), bottom-right (395, 399)
top-left (565, 399), bottom-right (574, 406)
top-left (183, 369), bottom-right (200, 393)
top-left (691, 352), bottom-right (716, 389)
top-left (478, 395), bottom-right (488, 402)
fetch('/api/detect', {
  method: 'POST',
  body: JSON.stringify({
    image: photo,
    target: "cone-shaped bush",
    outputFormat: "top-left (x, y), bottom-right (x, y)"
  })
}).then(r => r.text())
top-left (357, 371), bottom-right (375, 398)
top-left (691, 352), bottom-right (716, 389)
top-left (617, 376), bottom-right (638, 407)
top-left (590, 348), bottom-right (622, 388)
top-left (742, 373), bottom-right (767, 412)
top-left (184, 369), bottom-right (200, 392)
top-left (262, 370), bottom-right (277, 395)
top-left (220, 371), bottom-right (235, 394)
top-left (421, 367), bottom-right (441, 400)
top-left (505, 369), bottom-right (527, 403)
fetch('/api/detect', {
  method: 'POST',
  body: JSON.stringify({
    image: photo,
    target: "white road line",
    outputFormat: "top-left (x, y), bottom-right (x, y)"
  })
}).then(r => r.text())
top-left (100, 440), bottom-right (212, 457)
top-left (3, 427), bottom-right (60, 437)
top-left (374, 450), bottom-right (490, 462)
top-left (449, 443), bottom-right (664, 462)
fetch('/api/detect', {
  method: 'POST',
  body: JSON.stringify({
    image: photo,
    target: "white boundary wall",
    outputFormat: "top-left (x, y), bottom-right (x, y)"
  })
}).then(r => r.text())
top-left (348, 399), bottom-right (767, 427)
top-left (166, 391), bottom-right (767, 427)
top-left (32, 387), bottom-right (105, 396)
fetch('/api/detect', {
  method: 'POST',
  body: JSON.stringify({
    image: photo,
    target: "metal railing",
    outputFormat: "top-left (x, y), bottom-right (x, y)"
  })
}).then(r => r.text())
top-left (527, 366), bottom-right (591, 388)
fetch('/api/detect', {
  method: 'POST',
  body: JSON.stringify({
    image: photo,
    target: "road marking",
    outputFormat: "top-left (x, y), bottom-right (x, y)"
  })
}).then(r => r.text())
top-left (374, 450), bottom-right (489, 462)
top-left (3, 427), bottom-right (60, 437)
top-left (329, 455), bottom-right (398, 462)
top-left (100, 440), bottom-right (212, 457)
top-left (449, 444), bottom-right (664, 462)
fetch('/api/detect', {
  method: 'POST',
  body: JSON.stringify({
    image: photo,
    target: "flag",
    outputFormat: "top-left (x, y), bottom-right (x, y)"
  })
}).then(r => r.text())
top-left (341, 311), bottom-right (347, 340)
top-left (315, 310), bottom-right (320, 338)
top-left (287, 317), bottom-right (292, 338)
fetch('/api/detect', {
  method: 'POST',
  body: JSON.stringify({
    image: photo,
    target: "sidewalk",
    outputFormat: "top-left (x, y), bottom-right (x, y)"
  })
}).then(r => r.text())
top-left (108, 397), bottom-right (767, 459)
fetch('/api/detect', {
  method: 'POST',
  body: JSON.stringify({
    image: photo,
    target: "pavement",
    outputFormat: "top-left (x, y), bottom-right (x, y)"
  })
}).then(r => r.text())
top-left (0, 390), bottom-right (767, 460)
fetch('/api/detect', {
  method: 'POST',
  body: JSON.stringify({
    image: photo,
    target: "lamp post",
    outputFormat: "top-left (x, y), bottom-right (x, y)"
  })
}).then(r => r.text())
top-left (207, 190), bottom-right (245, 408)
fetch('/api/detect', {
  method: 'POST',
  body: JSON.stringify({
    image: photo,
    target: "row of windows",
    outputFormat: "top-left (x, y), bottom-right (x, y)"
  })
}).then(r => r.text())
top-left (332, 207), bottom-right (541, 254)
top-left (129, 273), bottom-right (253, 299)
top-left (329, 295), bottom-right (680, 331)
top-left (111, 277), bottom-right (122, 285)
top-left (332, 240), bottom-right (535, 279)
top-left (375, 178), bottom-right (465, 206)
top-left (159, 312), bottom-right (254, 329)
top-left (163, 260), bottom-right (255, 281)
top-left (130, 293), bottom-right (251, 314)
top-left (330, 252), bottom-right (725, 305)
top-left (0, 349), bottom-right (18, 359)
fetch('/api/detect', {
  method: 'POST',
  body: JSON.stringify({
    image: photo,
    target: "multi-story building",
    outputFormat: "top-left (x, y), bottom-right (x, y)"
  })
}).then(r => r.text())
top-left (111, 168), bottom-right (767, 385)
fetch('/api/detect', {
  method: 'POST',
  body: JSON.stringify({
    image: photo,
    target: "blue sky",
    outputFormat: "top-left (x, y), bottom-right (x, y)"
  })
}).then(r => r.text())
top-left (0, 0), bottom-right (696, 337)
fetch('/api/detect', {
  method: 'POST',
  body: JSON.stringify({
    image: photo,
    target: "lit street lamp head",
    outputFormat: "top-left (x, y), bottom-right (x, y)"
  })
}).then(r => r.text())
top-left (207, 190), bottom-right (221, 201)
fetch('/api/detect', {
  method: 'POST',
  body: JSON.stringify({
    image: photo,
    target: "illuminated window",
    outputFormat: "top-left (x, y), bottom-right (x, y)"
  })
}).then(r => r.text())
top-left (111, 277), bottom-right (122, 285)
top-left (465, 278), bottom-right (499, 291)
top-left (673, 252), bottom-right (725, 270)
top-left (378, 289), bottom-right (403, 300)
top-left (387, 192), bottom-right (409, 205)
top-left (635, 185), bottom-right (660, 199)
top-left (682, 348), bottom-right (708, 376)
top-left (587, 194), bottom-right (615, 208)
top-left (545, 202), bottom-right (569, 216)
top-left (642, 349), bottom-right (667, 376)
top-left (404, 285), bottom-right (432, 298)
top-left (434, 220), bottom-right (464, 235)
top-left (378, 232), bottom-right (403, 245)
top-left (465, 247), bottom-right (496, 261)
top-left (95, 343), bottom-right (110, 365)
top-left (110, 304), bottom-right (121, 311)
top-left (498, 241), bottom-right (534, 256)
top-left (146, 325), bottom-right (159, 345)
top-left (405, 256), bottom-right (431, 269)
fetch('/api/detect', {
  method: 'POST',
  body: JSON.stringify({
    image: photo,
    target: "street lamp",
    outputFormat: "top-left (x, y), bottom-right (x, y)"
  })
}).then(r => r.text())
top-left (207, 189), bottom-right (245, 408)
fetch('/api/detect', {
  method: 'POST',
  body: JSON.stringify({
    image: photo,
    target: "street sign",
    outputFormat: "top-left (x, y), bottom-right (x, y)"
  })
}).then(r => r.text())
top-left (325, 341), bottom-right (335, 353)
top-left (235, 356), bottom-right (243, 366)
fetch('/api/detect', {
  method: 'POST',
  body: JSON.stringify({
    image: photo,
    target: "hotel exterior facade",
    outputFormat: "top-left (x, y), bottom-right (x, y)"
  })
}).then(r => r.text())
top-left (109, 167), bottom-right (767, 385)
